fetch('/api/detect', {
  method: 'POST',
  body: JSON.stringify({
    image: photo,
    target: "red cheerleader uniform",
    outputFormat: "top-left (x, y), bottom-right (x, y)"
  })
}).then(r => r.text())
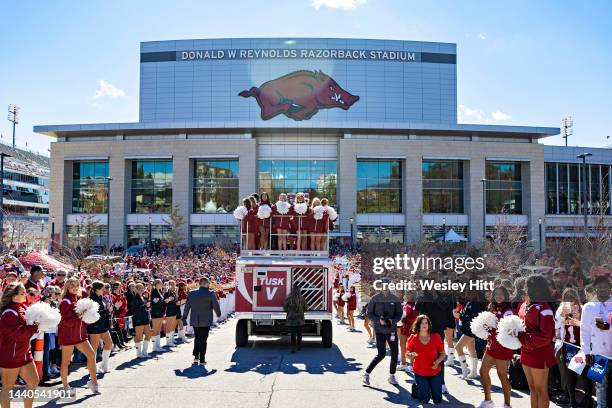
top-left (347, 292), bottom-right (357, 311)
top-left (518, 302), bottom-right (556, 369)
top-left (337, 291), bottom-right (346, 308)
top-left (485, 304), bottom-right (515, 360)
top-left (272, 203), bottom-right (292, 231)
top-left (112, 293), bottom-right (127, 330)
top-left (58, 294), bottom-right (88, 346)
top-left (291, 205), bottom-right (311, 232)
top-left (241, 208), bottom-right (259, 235)
top-left (0, 302), bottom-right (39, 369)
top-left (312, 210), bottom-right (330, 236)
top-left (399, 302), bottom-right (418, 337)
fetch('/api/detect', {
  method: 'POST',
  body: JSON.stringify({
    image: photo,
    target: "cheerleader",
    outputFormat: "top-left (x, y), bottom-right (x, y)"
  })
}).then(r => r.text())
top-left (291, 192), bottom-right (310, 250)
top-left (87, 281), bottom-right (114, 373)
top-left (478, 286), bottom-right (514, 408)
top-left (58, 277), bottom-right (99, 393)
top-left (517, 274), bottom-right (556, 408)
top-left (164, 280), bottom-right (179, 347)
top-left (320, 198), bottom-right (337, 249)
top-left (111, 283), bottom-right (128, 346)
top-left (149, 279), bottom-right (165, 352)
top-left (175, 281), bottom-right (189, 342)
top-left (0, 282), bottom-right (40, 408)
top-left (308, 198), bottom-right (321, 251)
top-left (398, 292), bottom-right (418, 372)
top-left (273, 193), bottom-right (291, 250)
top-left (346, 286), bottom-right (357, 331)
top-left (241, 197), bottom-right (258, 250)
top-left (455, 289), bottom-right (484, 379)
top-left (336, 284), bottom-right (346, 324)
top-left (132, 282), bottom-right (152, 358)
top-left (257, 192), bottom-right (272, 250)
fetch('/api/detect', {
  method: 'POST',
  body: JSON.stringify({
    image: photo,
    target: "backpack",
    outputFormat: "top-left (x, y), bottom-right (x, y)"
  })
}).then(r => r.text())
top-left (508, 357), bottom-right (529, 391)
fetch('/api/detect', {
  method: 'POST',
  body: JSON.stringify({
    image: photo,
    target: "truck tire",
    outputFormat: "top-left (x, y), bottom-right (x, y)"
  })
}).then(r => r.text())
top-left (236, 319), bottom-right (249, 347)
top-left (321, 320), bottom-right (332, 348)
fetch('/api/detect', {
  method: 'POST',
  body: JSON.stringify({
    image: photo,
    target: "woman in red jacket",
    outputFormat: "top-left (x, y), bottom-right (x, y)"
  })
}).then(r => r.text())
top-left (478, 286), bottom-right (514, 408)
top-left (336, 284), bottom-right (346, 324)
top-left (272, 193), bottom-right (291, 250)
top-left (240, 197), bottom-right (258, 250)
top-left (518, 274), bottom-right (556, 408)
top-left (0, 282), bottom-right (40, 408)
top-left (58, 277), bottom-right (99, 393)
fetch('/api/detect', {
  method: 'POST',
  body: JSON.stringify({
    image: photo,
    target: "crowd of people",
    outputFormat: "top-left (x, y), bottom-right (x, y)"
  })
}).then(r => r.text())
top-left (0, 246), bottom-right (238, 408)
top-left (346, 263), bottom-right (612, 408)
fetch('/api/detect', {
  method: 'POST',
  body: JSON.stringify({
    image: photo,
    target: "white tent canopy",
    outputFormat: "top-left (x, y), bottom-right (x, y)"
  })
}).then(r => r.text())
top-left (436, 228), bottom-right (467, 242)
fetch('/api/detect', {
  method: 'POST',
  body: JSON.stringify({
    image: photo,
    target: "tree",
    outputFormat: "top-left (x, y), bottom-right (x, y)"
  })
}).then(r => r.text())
top-left (163, 205), bottom-right (186, 250)
top-left (62, 214), bottom-right (102, 269)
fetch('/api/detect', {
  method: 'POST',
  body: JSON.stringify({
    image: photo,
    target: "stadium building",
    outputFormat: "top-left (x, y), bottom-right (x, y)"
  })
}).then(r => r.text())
top-left (34, 38), bottom-right (612, 249)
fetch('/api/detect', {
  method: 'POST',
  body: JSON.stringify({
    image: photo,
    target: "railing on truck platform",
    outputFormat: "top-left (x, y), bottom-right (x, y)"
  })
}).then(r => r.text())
top-left (239, 214), bottom-right (330, 258)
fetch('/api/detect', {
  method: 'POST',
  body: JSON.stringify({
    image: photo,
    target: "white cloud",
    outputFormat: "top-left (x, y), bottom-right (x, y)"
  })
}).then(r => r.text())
top-left (477, 33), bottom-right (486, 40)
top-left (94, 80), bottom-right (126, 99)
top-left (458, 104), bottom-right (512, 123)
top-left (311, 0), bottom-right (366, 10)
top-left (491, 109), bottom-right (511, 121)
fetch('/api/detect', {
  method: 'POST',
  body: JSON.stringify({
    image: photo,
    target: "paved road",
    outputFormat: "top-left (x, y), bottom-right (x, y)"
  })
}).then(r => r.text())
top-left (34, 317), bottom-right (561, 408)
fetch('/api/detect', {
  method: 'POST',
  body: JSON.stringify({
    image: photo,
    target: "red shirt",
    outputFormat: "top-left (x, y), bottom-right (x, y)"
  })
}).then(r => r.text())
top-left (406, 333), bottom-right (444, 377)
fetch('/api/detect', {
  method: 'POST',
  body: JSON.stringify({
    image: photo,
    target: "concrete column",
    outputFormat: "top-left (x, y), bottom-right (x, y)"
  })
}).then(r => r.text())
top-left (48, 143), bottom-right (69, 245)
top-left (171, 152), bottom-right (190, 243)
top-left (404, 153), bottom-right (422, 243)
top-left (467, 157), bottom-right (486, 244)
top-left (108, 155), bottom-right (126, 246)
top-left (524, 161), bottom-right (546, 251)
top-left (338, 138), bottom-right (357, 234)
top-left (239, 139), bottom-right (257, 199)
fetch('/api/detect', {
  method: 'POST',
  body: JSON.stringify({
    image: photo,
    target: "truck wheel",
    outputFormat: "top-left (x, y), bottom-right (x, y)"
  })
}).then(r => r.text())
top-left (236, 319), bottom-right (249, 347)
top-left (321, 320), bottom-right (332, 348)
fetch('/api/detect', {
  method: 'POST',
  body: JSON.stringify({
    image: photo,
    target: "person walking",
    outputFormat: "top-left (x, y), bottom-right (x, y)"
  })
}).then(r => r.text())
top-left (362, 282), bottom-right (403, 386)
top-left (283, 284), bottom-right (307, 353)
top-left (182, 277), bottom-right (221, 366)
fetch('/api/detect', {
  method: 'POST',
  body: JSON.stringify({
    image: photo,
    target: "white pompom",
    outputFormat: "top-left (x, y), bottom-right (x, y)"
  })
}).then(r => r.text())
top-left (294, 202), bottom-right (308, 215)
top-left (25, 302), bottom-right (61, 332)
top-left (341, 293), bottom-right (350, 302)
top-left (75, 298), bottom-right (100, 325)
top-left (333, 291), bottom-right (340, 301)
top-left (257, 204), bottom-right (272, 219)
top-left (470, 311), bottom-right (499, 341)
top-left (496, 315), bottom-right (525, 350)
top-left (325, 205), bottom-right (338, 221)
top-left (233, 206), bottom-right (248, 220)
top-left (313, 205), bottom-right (325, 220)
top-left (275, 201), bottom-right (290, 215)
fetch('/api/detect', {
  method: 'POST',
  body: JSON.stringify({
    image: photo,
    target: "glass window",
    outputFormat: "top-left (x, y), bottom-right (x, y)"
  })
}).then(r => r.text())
top-left (558, 164), bottom-right (569, 214)
top-left (72, 162), bottom-right (109, 213)
top-left (357, 225), bottom-right (404, 243)
top-left (357, 159), bottom-right (402, 213)
top-left (131, 160), bottom-right (173, 213)
top-left (485, 162), bottom-right (522, 214)
top-left (422, 160), bottom-right (464, 213)
top-left (193, 159), bottom-right (239, 213)
top-left (545, 163), bottom-right (557, 214)
top-left (191, 225), bottom-right (239, 245)
top-left (569, 164), bottom-right (580, 214)
top-left (258, 160), bottom-right (337, 206)
top-left (126, 225), bottom-right (170, 248)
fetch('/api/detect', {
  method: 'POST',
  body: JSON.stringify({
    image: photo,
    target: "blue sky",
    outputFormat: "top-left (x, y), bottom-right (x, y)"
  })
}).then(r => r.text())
top-left (1, 0), bottom-right (611, 155)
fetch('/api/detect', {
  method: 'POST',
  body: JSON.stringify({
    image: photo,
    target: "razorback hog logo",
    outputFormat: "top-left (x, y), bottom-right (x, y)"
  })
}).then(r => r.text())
top-left (238, 70), bottom-right (359, 121)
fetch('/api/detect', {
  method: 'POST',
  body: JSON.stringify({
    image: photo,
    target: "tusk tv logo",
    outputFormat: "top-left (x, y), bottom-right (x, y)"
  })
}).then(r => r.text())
top-left (239, 70), bottom-right (359, 121)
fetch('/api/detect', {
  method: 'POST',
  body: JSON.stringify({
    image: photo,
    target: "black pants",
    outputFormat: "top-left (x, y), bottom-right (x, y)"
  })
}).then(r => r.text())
top-left (366, 332), bottom-right (398, 375)
top-left (290, 325), bottom-right (303, 350)
top-left (193, 326), bottom-right (211, 363)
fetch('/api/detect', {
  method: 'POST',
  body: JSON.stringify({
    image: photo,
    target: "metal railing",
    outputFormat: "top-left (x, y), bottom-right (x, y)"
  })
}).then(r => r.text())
top-left (239, 214), bottom-right (330, 257)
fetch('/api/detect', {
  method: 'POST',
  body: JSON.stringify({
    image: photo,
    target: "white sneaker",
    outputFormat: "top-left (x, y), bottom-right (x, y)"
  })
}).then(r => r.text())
top-left (460, 363), bottom-right (470, 379)
top-left (362, 373), bottom-right (370, 385)
top-left (499, 405), bottom-right (511, 408)
top-left (87, 381), bottom-right (99, 394)
top-left (445, 355), bottom-right (455, 366)
top-left (388, 374), bottom-right (398, 385)
top-left (477, 401), bottom-right (495, 408)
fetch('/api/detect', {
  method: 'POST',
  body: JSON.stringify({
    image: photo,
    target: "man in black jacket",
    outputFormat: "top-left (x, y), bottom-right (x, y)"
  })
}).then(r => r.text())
top-left (362, 283), bottom-right (403, 386)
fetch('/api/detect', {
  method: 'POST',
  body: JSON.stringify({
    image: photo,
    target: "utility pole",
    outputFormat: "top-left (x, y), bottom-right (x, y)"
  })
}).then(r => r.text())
top-left (562, 116), bottom-right (573, 147)
top-left (7, 105), bottom-right (19, 148)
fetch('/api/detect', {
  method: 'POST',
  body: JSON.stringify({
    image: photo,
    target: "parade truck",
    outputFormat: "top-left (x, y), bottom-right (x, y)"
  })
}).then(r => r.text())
top-left (234, 213), bottom-right (334, 348)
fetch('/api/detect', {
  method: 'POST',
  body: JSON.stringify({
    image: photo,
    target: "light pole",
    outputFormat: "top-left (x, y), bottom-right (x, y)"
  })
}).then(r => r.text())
top-left (50, 215), bottom-right (55, 254)
top-left (480, 178), bottom-right (487, 246)
top-left (7, 105), bottom-right (19, 148)
top-left (538, 217), bottom-right (543, 255)
top-left (562, 117), bottom-right (573, 147)
top-left (577, 152), bottom-right (592, 238)
top-left (349, 217), bottom-right (354, 251)
top-left (442, 216), bottom-right (446, 243)
top-left (0, 152), bottom-right (11, 251)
